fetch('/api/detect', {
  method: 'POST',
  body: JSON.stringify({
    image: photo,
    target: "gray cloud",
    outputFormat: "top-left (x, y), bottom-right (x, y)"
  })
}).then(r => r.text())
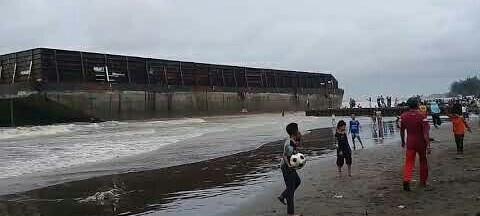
top-left (1, 0), bottom-right (480, 99)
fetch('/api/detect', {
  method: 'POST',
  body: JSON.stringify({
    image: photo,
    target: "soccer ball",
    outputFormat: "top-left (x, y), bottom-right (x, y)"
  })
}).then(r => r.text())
top-left (290, 153), bottom-right (307, 169)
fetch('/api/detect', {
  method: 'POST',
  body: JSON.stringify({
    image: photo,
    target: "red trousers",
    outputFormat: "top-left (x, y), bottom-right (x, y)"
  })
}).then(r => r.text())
top-left (403, 148), bottom-right (428, 184)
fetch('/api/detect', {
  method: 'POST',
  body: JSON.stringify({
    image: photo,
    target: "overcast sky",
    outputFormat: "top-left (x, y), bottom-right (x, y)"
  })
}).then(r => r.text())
top-left (1, 0), bottom-right (480, 99)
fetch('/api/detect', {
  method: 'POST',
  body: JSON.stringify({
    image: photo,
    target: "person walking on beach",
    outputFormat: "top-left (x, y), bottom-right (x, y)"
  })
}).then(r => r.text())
top-left (448, 104), bottom-right (472, 157)
top-left (349, 114), bottom-right (364, 150)
top-left (331, 114), bottom-right (336, 127)
top-left (462, 105), bottom-right (469, 120)
top-left (381, 96), bottom-right (386, 108)
top-left (349, 98), bottom-right (355, 109)
top-left (419, 102), bottom-right (428, 118)
top-left (278, 123), bottom-right (302, 216)
top-left (376, 111), bottom-right (384, 139)
top-left (430, 101), bottom-right (441, 128)
top-left (395, 115), bottom-right (401, 129)
top-left (336, 120), bottom-right (352, 176)
top-left (371, 113), bottom-right (377, 125)
top-left (400, 97), bottom-right (431, 191)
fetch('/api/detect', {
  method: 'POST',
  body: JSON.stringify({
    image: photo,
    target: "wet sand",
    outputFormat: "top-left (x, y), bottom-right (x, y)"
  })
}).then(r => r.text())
top-left (230, 121), bottom-right (480, 216)
top-left (0, 127), bottom-right (338, 216)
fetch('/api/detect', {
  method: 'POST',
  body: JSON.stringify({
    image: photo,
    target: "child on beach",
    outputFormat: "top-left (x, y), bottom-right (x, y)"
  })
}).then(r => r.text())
top-left (331, 114), bottom-right (336, 127)
top-left (278, 123), bottom-right (302, 216)
top-left (349, 114), bottom-right (364, 150)
top-left (335, 120), bottom-right (352, 176)
top-left (448, 105), bottom-right (472, 156)
top-left (419, 102), bottom-right (428, 118)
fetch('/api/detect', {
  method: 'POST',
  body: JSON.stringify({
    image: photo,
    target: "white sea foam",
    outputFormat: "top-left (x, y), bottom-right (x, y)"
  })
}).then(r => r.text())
top-left (0, 124), bottom-right (76, 140)
top-left (146, 118), bottom-right (206, 125)
top-left (0, 127), bottom-right (209, 178)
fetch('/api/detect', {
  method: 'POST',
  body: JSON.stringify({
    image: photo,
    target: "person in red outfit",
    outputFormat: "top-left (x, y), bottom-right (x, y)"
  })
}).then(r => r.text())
top-left (400, 97), bottom-right (431, 191)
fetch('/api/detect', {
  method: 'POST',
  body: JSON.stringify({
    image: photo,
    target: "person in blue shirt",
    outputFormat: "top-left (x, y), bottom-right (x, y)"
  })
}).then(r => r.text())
top-left (430, 101), bottom-right (441, 128)
top-left (349, 114), bottom-right (364, 150)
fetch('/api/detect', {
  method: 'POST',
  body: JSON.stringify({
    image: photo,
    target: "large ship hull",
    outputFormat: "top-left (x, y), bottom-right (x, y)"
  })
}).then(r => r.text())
top-left (0, 48), bottom-right (343, 126)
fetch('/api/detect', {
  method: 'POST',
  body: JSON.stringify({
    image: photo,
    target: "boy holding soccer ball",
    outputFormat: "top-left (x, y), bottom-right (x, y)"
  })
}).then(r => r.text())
top-left (278, 123), bottom-right (302, 216)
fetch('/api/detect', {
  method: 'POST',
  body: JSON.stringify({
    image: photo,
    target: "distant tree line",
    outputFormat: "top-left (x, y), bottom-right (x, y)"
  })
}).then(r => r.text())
top-left (449, 76), bottom-right (480, 96)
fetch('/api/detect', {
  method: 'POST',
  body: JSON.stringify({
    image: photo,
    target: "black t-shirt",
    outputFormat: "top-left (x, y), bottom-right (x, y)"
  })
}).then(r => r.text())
top-left (335, 132), bottom-right (351, 155)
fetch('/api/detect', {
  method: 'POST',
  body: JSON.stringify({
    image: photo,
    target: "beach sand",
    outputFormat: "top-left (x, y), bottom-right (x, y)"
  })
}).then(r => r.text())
top-left (230, 121), bottom-right (480, 216)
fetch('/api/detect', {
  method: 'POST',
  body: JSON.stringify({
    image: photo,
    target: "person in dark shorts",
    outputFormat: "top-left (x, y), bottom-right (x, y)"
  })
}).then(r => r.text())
top-left (278, 123), bottom-right (302, 216)
top-left (336, 120), bottom-right (352, 176)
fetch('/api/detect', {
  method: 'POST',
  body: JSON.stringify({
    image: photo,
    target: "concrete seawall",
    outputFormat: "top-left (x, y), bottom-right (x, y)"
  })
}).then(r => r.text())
top-left (44, 90), bottom-right (343, 120)
top-left (0, 94), bottom-right (93, 127)
top-left (0, 85), bottom-right (343, 126)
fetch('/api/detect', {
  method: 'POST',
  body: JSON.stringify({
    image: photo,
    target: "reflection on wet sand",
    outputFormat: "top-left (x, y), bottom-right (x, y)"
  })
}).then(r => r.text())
top-left (370, 120), bottom-right (396, 144)
top-left (0, 129), bottom-right (336, 216)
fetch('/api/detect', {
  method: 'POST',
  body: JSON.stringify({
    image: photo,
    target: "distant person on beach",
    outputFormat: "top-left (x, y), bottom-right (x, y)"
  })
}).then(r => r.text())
top-left (371, 114), bottom-right (377, 125)
top-left (376, 111), bottom-right (384, 138)
top-left (419, 102), bottom-right (428, 118)
top-left (278, 123), bottom-right (302, 216)
top-left (336, 120), bottom-right (352, 176)
top-left (349, 114), bottom-right (364, 150)
top-left (418, 101), bottom-right (434, 142)
top-left (377, 97), bottom-right (381, 108)
top-left (395, 116), bottom-right (401, 129)
top-left (371, 124), bottom-right (378, 139)
top-left (368, 97), bottom-right (372, 108)
top-left (331, 114), bottom-right (336, 127)
top-left (462, 105), bottom-right (469, 120)
top-left (448, 104), bottom-right (472, 157)
top-left (430, 101), bottom-right (442, 128)
top-left (400, 97), bottom-right (431, 191)
top-left (387, 96), bottom-right (392, 108)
